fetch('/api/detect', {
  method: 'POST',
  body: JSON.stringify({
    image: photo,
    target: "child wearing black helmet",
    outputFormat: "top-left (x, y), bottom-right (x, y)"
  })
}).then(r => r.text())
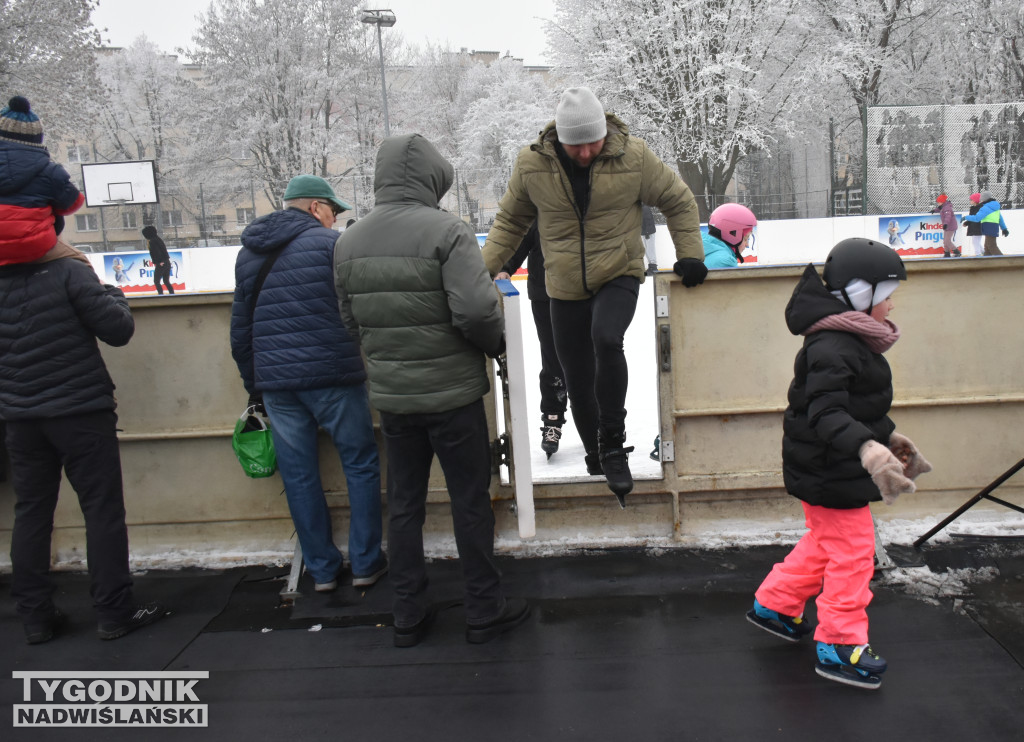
top-left (746, 238), bottom-right (932, 690)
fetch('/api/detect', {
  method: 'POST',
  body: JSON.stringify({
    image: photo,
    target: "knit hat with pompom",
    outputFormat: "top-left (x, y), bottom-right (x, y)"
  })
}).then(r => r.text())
top-left (0, 96), bottom-right (45, 147)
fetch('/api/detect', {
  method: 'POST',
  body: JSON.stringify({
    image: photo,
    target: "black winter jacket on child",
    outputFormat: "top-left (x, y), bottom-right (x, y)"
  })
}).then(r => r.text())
top-left (964, 204), bottom-right (981, 236)
top-left (781, 264), bottom-right (895, 509)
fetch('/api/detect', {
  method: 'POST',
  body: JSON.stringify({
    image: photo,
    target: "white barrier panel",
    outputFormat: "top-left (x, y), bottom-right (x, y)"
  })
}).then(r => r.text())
top-left (81, 210), bottom-right (1022, 294)
top-left (648, 208), bottom-right (1023, 268)
top-left (494, 278), bottom-right (536, 539)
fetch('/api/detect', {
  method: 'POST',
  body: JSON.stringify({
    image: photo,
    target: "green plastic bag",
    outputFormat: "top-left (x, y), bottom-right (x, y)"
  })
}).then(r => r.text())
top-left (232, 406), bottom-right (277, 478)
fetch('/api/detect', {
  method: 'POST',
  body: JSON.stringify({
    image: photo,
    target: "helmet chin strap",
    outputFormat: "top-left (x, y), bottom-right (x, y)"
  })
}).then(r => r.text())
top-left (838, 284), bottom-right (878, 314)
top-left (730, 242), bottom-right (745, 264)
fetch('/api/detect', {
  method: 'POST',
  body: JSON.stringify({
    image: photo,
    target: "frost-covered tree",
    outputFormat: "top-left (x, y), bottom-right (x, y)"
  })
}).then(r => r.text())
top-left (403, 44), bottom-right (478, 161)
top-left (797, 0), bottom-right (930, 188)
top-left (455, 57), bottom-right (557, 222)
top-left (91, 39), bottom-right (198, 226)
top-left (548, 0), bottom-right (806, 218)
top-left (187, 0), bottom-right (372, 205)
top-left (0, 0), bottom-right (101, 137)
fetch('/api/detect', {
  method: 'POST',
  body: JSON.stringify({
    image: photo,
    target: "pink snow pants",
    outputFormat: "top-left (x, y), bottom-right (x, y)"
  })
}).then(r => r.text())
top-left (755, 502), bottom-right (875, 645)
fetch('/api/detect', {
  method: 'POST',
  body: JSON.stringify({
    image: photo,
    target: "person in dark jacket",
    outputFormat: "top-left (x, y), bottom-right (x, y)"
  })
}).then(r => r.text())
top-left (141, 225), bottom-right (174, 294)
top-left (0, 256), bottom-right (168, 643)
top-left (0, 96), bottom-right (86, 266)
top-left (230, 174), bottom-right (386, 593)
top-left (962, 192), bottom-right (983, 256)
top-left (494, 223), bottom-right (568, 459)
top-left (335, 134), bottom-right (529, 648)
top-left (746, 239), bottom-right (931, 689)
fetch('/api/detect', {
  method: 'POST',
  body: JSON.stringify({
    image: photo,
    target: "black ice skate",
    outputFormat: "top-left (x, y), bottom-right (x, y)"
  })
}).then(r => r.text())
top-left (745, 599), bottom-right (812, 643)
top-left (540, 416), bottom-right (563, 459)
top-left (815, 642), bottom-right (886, 690)
top-left (598, 430), bottom-right (634, 508)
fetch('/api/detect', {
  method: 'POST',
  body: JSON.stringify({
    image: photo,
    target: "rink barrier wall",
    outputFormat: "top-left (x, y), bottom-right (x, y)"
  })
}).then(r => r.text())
top-left (0, 254), bottom-right (1022, 569)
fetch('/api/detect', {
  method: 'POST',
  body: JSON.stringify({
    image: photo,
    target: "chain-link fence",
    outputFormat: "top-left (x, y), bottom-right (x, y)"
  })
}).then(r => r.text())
top-left (867, 102), bottom-right (1024, 214)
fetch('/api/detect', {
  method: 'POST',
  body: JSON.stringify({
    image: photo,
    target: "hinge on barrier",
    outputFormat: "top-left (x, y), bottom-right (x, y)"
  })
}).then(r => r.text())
top-left (496, 356), bottom-right (510, 399)
top-left (490, 433), bottom-right (510, 472)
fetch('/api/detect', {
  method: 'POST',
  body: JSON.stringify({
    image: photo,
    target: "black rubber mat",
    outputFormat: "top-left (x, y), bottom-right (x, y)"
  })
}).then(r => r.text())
top-left (2, 544), bottom-right (1022, 741)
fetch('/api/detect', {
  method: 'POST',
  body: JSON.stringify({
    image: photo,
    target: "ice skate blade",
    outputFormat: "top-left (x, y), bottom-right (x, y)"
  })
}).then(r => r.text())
top-left (815, 662), bottom-right (882, 690)
top-left (614, 492), bottom-right (626, 509)
top-left (745, 610), bottom-right (802, 643)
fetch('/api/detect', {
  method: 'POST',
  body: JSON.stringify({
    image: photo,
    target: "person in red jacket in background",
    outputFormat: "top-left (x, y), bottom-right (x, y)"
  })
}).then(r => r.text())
top-left (0, 96), bottom-right (87, 266)
top-left (930, 194), bottom-right (959, 258)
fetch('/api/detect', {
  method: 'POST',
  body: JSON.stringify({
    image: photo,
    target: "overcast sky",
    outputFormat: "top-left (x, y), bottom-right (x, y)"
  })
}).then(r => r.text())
top-left (91, 0), bottom-right (557, 66)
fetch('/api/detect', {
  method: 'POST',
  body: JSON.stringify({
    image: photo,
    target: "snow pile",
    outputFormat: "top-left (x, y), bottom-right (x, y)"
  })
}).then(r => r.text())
top-left (877, 566), bottom-right (1001, 608)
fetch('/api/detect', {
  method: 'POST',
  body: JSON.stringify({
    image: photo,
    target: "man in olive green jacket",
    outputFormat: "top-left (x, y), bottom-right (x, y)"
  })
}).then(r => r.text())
top-left (482, 87), bottom-right (706, 507)
top-left (334, 133), bottom-right (529, 648)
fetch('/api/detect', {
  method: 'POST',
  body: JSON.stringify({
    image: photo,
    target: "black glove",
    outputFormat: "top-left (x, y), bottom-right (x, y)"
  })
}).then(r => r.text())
top-left (673, 258), bottom-right (708, 287)
top-left (1002, 229), bottom-right (1009, 238)
top-left (247, 392), bottom-right (266, 416)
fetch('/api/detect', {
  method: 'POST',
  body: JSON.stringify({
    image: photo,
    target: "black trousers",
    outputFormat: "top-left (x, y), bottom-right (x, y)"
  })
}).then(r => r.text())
top-left (6, 411), bottom-right (134, 624)
top-left (379, 397), bottom-right (503, 628)
top-left (154, 262), bottom-right (174, 294)
top-left (531, 300), bottom-right (567, 423)
top-left (549, 275), bottom-right (640, 452)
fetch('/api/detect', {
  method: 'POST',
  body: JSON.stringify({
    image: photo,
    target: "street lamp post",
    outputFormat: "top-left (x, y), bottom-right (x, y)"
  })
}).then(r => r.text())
top-left (360, 9), bottom-right (397, 137)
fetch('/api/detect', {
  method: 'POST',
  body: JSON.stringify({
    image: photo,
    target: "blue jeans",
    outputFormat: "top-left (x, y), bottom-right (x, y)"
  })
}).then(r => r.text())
top-left (263, 385), bottom-right (385, 582)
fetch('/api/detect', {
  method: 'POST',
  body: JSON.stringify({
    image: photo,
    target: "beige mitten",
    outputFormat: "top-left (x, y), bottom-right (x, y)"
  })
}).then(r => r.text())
top-left (859, 440), bottom-right (916, 505)
top-left (888, 431), bottom-right (933, 480)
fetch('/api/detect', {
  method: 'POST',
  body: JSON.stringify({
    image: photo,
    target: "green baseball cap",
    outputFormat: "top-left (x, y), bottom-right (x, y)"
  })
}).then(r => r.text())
top-left (282, 174), bottom-right (353, 212)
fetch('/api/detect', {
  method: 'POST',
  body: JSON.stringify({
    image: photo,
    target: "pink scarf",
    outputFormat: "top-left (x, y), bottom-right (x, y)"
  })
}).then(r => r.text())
top-left (805, 311), bottom-right (901, 353)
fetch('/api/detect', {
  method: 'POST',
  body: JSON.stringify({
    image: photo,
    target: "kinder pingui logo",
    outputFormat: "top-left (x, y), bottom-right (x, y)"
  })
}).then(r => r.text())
top-left (12, 671), bottom-right (209, 728)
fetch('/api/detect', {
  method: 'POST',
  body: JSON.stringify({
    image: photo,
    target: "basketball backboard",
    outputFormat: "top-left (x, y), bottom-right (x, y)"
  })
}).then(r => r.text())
top-left (81, 160), bottom-right (159, 207)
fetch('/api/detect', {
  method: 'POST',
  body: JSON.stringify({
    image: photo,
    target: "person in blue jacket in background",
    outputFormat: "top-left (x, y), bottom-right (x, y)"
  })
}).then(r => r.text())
top-left (961, 190), bottom-right (1009, 256)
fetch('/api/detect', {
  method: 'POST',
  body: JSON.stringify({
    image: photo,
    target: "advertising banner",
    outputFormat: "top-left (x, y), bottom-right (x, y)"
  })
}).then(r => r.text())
top-left (878, 214), bottom-right (961, 258)
top-left (101, 251), bottom-right (188, 294)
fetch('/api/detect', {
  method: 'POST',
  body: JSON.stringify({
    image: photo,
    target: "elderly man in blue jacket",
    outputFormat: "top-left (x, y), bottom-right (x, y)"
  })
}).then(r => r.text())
top-left (230, 175), bottom-right (387, 592)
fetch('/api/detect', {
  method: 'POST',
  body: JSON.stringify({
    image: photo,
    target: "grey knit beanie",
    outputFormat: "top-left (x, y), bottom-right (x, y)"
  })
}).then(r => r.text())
top-left (980, 190), bottom-right (994, 202)
top-left (555, 87), bottom-right (607, 145)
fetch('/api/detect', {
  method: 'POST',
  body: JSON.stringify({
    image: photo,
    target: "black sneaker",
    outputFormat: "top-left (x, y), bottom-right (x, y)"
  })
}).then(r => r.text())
top-left (540, 425), bottom-right (562, 458)
top-left (24, 608), bottom-right (66, 645)
top-left (601, 446), bottom-right (635, 508)
top-left (394, 606), bottom-right (437, 648)
top-left (465, 598), bottom-right (531, 644)
top-left (97, 602), bottom-right (169, 641)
